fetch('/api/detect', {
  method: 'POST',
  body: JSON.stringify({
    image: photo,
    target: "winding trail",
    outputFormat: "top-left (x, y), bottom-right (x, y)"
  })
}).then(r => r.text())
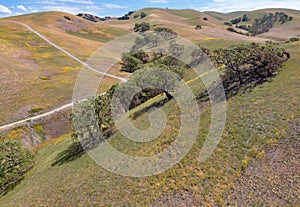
top-left (0, 21), bottom-right (126, 131)
top-left (16, 22), bottom-right (127, 82)
top-left (0, 21), bottom-right (215, 131)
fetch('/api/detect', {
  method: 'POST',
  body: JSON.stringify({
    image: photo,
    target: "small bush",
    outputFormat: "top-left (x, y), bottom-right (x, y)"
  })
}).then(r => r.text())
top-left (140, 12), bottom-right (147, 19)
top-left (224, 22), bottom-right (232, 26)
top-left (134, 22), bottom-right (150, 33)
top-left (195, 25), bottom-right (202, 30)
top-left (28, 107), bottom-right (43, 114)
top-left (231, 17), bottom-right (241, 24)
top-left (290, 37), bottom-right (299, 42)
top-left (227, 27), bottom-right (238, 33)
top-left (63, 16), bottom-right (71, 21)
top-left (242, 14), bottom-right (250, 22)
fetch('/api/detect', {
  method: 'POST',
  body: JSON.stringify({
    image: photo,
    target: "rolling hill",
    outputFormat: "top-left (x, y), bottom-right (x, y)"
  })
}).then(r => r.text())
top-left (0, 7), bottom-right (299, 206)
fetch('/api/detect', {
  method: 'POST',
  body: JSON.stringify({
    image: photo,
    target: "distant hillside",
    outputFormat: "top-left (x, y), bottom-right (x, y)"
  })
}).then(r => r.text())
top-left (0, 8), bottom-right (299, 125)
top-left (0, 12), bottom-right (129, 125)
top-left (207, 8), bottom-right (300, 40)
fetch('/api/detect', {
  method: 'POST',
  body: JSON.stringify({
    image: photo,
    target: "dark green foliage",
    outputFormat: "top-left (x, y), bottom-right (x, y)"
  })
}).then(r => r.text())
top-left (156, 56), bottom-right (186, 78)
top-left (117, 16), bottom-right (129, 20)
top-left (120, 55), bottom-right (142, 73)
top-left (0, 139), bottom-right (34, 196)
top-left (227, 27), bottom-right (238, 33)
top-left (230, 17), bottom-right (242, 24)
top-left (117, 11), bottom-right (135, 20)
top-left (153, 27), bottom-right (176, 34)
top-left (134, 14), bottom-right (139, 19)
top-left (198, 43), bottom-right (290, 99)
top-left (134, 22), bottom-right (150, 33)
top-left (195, 25), bottom-right (202, 29)
top-left (121, 49), bottom-right (149, 72)
top-left (247, 12), bottom-right (292, 35)
top-left (127, 11), bottom-right (135, 16)
top-left (286, 37), bottom-right (299, 43)
top-left (28, 107), bottom-right (43, 114)
top-left (237, 25), bottom-right (250, 30)
top-left (229, 12), bottom-right (292, 36)
top-left (72, 67), bottom-right (180, 144)
top-left (242, 14), bottom-right (250, 22)
top-left (114, 68), bottom-right (180, 111)
top-left (63, 15), bottom-right (71, 21)
top-left (72, 33), bottom-right (188, 145)
top-left (289, 37), bottom-right (299, 42)
top-left (224, 22), bottom-right (232, 26)
top-left (71, 86), bottom-right (117, 149)
top-left (132, 28), bottom-right (177, 50)
top-left (153, 27), bottom-right (177, 39)
top-left (77, 13), bottom-right (106, 22)
top-left (140, 12), bottom-right (147, 19)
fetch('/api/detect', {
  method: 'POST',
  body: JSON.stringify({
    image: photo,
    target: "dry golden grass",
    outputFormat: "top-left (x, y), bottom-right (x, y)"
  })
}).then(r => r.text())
top-left (0, 18), bottom-right (124, 125)
top-left (1, 8), bottom-right (299, 126)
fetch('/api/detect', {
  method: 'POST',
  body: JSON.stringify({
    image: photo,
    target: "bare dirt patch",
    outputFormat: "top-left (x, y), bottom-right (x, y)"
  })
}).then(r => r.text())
top-left (226, 119), bottom-right (300, 206)
top-left (40, 110), bottom-right (73, 139)
top-left (152, 191), bottom-right (199, 207)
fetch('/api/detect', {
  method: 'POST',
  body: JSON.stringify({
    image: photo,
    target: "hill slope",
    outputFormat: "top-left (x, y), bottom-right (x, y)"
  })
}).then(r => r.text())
top-left (0, 38), bottom-right (299, 205)
top-left (0, 12), bottom-right (129, 125)
top-left (0, 8), bottom-right (300, 205)
top-left (1, 8), bottom-right (300, 125)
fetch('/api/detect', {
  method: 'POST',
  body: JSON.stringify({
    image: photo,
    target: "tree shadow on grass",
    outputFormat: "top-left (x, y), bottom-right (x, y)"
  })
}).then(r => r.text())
top-left (51, 141), bottom-right (85, 166)
top-left (51, 131), bottom-right (115, 166)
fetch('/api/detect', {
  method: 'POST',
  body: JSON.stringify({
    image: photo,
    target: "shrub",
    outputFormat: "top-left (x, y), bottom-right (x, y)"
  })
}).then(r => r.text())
top-left (153, 27), bottom-right (177, 40)
top-left (289, 37), bottom-right (299, 42)
top-left (117, 16), bottom-right (129, 20)
top-left (134, 22), bottom-right (150, 33)
top-left (140, 12), bottom-right (147, 19)
top-left (203, 17), bottom-right (208, 21)
top-left (224, 22), bottom-right (232, 26)
top-left (195, 25), bottom-right (202, 30)
top-left (237, 25), bottom-right (249, 31)
top-left (230, 17), bottom-right (241, 24)
top-left (28, 107), bottom-right (43, 114)
top-left (227, 27), bottom-right (238, 33)
top-left (242, 14), bottom-right (250, 22)
top-left (63, 16), bottom-right (71, 21)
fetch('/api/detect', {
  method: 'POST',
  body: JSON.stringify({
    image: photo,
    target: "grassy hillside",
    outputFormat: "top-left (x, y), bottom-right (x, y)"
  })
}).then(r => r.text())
top-left (1, 8), bottom-right (299, 125)
top-left (0, 41), bottom-right (299, 206)
top-left (0, 12), bottom-right (129, 125)
top-left (0, 8), bottom-right (300, 205)
top-left (212, 9), bottom-right (300, 40)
